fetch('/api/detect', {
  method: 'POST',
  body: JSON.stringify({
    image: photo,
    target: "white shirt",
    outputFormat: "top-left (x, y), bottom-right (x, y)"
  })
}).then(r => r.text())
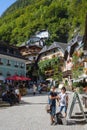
top-left (15, 89), bottom-right (20, 95)
top-left (59, 92), bottom-right (68, 106)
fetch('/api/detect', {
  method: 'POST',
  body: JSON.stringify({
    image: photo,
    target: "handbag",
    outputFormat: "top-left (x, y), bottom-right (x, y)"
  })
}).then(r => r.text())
top-left (45, 104), bottom-right (51, 113)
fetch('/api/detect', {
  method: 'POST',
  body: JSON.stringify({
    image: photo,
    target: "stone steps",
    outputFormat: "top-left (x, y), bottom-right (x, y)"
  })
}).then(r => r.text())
top-left (75, 111), bottom-right (87, 115)
top-left (68, 111), bottom-right (87, 125)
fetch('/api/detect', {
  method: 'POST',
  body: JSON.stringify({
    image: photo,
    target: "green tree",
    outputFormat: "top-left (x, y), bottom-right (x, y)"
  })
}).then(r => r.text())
top-left (0, 0), bottom-right (87, 45)
top-left (38, 57), bottom-right (63, 82)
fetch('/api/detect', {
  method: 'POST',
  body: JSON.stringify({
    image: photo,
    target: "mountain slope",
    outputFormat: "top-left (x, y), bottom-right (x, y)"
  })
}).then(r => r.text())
top-left (0, 0), bottom-right (87, 45)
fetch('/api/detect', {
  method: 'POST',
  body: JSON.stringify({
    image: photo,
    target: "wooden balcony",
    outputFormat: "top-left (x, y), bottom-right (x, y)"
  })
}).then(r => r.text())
top-left (45, 69), bottom-right (54, 76)
top-left (63, 70), bottom-right (72, 78)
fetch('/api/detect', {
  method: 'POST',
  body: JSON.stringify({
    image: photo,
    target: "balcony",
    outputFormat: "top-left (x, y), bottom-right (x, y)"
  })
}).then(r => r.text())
top-left (45, 69), bottom-right (54, 76)
top-left (63, 70), bottom-right (72, 78)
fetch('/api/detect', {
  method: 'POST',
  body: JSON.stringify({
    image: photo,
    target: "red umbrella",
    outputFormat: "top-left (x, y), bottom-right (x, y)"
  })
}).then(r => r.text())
top-left (20, 76), bottom-right (31, 81)
top-left (6, 75), bottom-right (22, 81)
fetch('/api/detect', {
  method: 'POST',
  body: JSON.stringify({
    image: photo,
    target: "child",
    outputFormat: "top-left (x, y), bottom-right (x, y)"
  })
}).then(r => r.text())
top-left (58, 87), bottom-right (68, 117)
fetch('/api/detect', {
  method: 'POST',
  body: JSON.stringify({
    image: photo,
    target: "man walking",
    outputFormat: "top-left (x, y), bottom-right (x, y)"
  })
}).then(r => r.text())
top-left (48, 86), bottom-right (57, 125)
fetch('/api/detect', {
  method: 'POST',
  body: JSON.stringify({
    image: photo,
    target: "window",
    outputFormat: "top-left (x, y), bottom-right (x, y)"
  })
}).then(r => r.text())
top-left (14, 62), bottom-right (19, 67)
top-left (7, 60), bottom-right (11, 66)
top-left (20, 63), bottom-right (24, 68)
top-left (0, 71), bottom-right (2, 75)
top-left (53, 50), bottom-right (56, 53)
top-left (7, 71), bottom-right (11, 76)
top-left (0, 58), bottom-right (3, 65)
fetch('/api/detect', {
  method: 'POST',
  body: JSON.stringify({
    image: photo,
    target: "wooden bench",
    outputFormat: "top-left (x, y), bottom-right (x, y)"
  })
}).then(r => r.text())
top-left (82, 95), bottom-right (87, 108)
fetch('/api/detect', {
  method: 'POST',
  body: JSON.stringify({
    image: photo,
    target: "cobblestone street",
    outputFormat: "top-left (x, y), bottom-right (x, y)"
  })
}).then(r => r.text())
top-left (0, 92), bottom-right (87, 130)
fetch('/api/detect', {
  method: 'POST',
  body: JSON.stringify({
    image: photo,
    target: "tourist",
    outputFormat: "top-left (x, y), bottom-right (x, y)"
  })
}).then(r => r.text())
top-left (48, 86), bottom-right (57, 125)
top-left (38, 83), bottom-right (42, 94)
top-left (15, 86), bottom-right (21, 102)
top-left (33, 84), bottom-right (37, 95)
top-left (58, 87), bottom-right (68, 117)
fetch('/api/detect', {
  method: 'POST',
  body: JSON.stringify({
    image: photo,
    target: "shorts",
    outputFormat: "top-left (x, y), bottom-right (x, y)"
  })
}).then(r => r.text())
top-left (59, 106), bottom-right (67, 113)
top-left (50, 106), bottom-right (56, 116)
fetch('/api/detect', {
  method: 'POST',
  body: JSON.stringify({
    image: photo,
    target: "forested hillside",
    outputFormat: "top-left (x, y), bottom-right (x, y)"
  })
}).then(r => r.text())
top-left (0, 0), bottom-right (87, 46)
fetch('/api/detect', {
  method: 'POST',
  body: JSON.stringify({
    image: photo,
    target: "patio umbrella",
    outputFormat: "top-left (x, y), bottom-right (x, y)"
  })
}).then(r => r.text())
top-left (6, 75), bottom-right (22, 81)
top-left (20, 76), bottom-right (31, 81)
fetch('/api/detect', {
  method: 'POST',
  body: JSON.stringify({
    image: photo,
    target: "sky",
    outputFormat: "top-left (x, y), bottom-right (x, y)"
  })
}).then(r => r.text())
top-left (0, 0), bottom-right (16, 16)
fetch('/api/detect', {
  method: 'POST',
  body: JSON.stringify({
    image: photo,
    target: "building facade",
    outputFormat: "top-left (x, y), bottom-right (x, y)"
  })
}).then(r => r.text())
top-left (19, 38), bottom-right (43, 81)
top-left (39, 42), bottom-right (67, 61)
top-left (0, 41), bottom-right (26, 81)
top-left (38, 42), bottom-right (67, 78)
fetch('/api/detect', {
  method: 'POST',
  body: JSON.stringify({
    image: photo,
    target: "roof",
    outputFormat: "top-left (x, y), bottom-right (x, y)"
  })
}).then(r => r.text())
top-left (0, 41), bottom-right (26, 60)
top-left (68, 35), bottom-right (83, 46)
top-left (19, 36), bottom-right (43, 48)
top-left (19, 42), bottom-right (26, 47)
top-left (39, 45), bottom-right (48, 54)
top-left (27, 36), bottom-right (41, 44)
top-left (39, 42), bottom-right (67, 54)
top-left (54, 42), bottom-right (67, 51)
top-left (19, 43), bottom-right (43, 49)
top-left (64, 35), bottom-right (83, 60)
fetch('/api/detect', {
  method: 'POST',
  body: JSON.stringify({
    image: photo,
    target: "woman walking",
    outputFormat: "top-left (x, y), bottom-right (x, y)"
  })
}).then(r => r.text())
top-left (58, 87), bottom-right (68, 117)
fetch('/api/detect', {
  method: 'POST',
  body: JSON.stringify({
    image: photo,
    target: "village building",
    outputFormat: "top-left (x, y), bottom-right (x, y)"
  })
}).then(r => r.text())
top-left (38, 42), bottom-right (67, 78)
top-left (64, 35), bottom-right (83, 79)
top-left (63, 14), bottom-right (87, 86)
top-left (19, 30), bottom-right (49, 81)
top-left (19, 36), bottom-right (43, 81)
top-left (39, 42), bottom-right (67, 61)
top-left (0, 41), bottom-right (27, 82)
top-left (35, 30), bottom-right (49, 39)
top-left (82, 14), bottom-right (87, 81)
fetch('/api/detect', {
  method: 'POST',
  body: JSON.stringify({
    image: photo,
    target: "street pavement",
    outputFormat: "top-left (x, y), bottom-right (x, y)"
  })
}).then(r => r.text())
top-left (0, 91), bottom-right (87, 130)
